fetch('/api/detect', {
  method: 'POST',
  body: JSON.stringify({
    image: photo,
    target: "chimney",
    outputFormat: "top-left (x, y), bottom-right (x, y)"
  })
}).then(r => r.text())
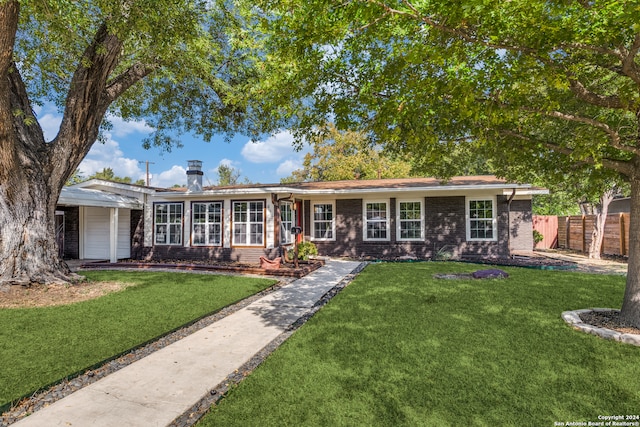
top-left (186, 160), bottom-right (203, 192)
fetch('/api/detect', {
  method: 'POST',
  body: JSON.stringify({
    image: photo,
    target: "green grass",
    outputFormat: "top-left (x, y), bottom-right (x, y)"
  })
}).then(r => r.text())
top-left (0, 270), bottom-right (276, 410)
top-left (199, 262), bottom-right (640, 427)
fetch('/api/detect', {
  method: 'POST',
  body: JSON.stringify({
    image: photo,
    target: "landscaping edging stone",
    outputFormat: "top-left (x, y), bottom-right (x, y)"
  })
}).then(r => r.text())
top-left (561, 308), bottom-right (640, 346)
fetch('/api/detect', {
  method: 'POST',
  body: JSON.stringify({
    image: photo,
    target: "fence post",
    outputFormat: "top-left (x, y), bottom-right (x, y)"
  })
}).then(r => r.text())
top-left (581, 215), bottom-right (586, 254)
top-left (620, 213), bottom-right (626, 256)
top-left (565, 216), bottom-right (570, 248)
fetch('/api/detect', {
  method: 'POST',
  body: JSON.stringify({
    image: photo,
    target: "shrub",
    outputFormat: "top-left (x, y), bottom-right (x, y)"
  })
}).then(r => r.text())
top-left (533, 230), bottom-right (544, 244)
top-left (288, 241), bottom-right (318, 261)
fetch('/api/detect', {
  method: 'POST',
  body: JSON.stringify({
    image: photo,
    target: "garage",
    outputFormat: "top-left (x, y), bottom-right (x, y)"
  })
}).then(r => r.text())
top-left (83, 207), bottom-right (131, 259)
top-left (58, 186), bottom-right (143, 262)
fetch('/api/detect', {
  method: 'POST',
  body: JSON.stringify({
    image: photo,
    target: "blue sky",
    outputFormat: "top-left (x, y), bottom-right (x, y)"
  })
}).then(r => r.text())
top-left (35, 104), bottom-right (310, 188)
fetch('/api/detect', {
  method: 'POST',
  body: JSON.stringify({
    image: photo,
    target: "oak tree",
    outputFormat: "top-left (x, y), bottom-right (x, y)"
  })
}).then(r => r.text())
top-left (0, 0), bottom-right (275, 287)
top-left (257, 1), bottom-right (640, 326)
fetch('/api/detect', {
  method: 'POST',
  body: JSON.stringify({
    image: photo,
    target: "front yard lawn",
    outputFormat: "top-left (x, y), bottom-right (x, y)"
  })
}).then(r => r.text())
top-left (0, 271), bottom-right (276, 410)
top-left (200, 262), bottom-right (640, 426)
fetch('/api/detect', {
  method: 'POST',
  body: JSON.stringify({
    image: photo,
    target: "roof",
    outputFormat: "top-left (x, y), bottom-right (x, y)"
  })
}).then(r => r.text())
top-left (158, 175), bottom-right (547, 196)
top-left (64, 175), bottom-right (547, 202)
top-left (58, 187), bottom-right (143, 209)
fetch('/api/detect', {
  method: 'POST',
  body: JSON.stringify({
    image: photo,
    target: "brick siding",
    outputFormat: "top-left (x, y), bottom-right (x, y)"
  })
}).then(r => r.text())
top-left (307, 195), bottom-right (518, 260)
top-left (134, 195), bottom-right (531, 264)
top-left (137, 246), bottom-right (280, 264)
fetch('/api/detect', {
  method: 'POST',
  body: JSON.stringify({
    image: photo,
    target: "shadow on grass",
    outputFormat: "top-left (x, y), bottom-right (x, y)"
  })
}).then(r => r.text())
top-left (202, 262), bottom-right (640, 426)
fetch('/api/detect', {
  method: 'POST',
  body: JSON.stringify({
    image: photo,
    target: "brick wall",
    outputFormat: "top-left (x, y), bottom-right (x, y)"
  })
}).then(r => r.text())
top-left (307, 195), bottom-right (516, 260)
top-left (137, 194), bottom-right (530, 263)
top-left (508, 199), bottom-right (533, 252)
top-left (137, 245), bottom-right (280, 264)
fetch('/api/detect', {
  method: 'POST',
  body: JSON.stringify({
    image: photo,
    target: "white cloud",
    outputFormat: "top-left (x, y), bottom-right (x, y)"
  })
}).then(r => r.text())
top-left (37, 108), bottom-right (153, 141)
top-left (106, 114), bottom-right (154, 137)
top-left (241, 131), bottom-right (298, 164)
top-left (276, 159), bottom-right (302, 176)
top-left (78, 137), bottom-right (145, 181)
top-left (39, 113), bottom-right (62, 141)
top-left (153, 165), bottom-right (186, 188)
top-left (34, 106), bottom-right (157, 183)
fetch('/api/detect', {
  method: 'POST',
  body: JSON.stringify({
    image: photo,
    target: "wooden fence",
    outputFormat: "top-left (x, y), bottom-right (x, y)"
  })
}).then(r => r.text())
top-left (532, 215), bottom-right (558, 249)
top-left (555, 213), bottom-right (629, 257)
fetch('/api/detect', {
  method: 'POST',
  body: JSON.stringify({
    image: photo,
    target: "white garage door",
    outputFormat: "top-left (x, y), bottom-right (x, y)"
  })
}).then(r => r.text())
top-left (83, 207), bottom-right (131, 259)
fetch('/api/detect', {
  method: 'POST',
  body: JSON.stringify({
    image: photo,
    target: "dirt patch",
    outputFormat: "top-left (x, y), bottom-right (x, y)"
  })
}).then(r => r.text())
top-left (0, 281), bottom-right (135, 309)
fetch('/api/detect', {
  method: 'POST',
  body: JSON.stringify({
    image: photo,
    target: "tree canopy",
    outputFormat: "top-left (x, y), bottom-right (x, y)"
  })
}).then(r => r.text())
top-left (253, 1), bottom-right (640, 325)
top-left (283, 123), bottom-right (414, 182)
top-left (256, 1), bottom-right (639, 180)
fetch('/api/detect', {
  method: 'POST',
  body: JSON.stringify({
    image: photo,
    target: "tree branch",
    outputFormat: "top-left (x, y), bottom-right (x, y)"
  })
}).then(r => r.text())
top-left (499, 129), bottom-right (634, 176)
top-left (0, 0), bottom-right (18, 76)
top-left (620, 33), bottom-right (640, 85)
top-left (518, 106), bottom-right (639, 155)
top-left (567, 75), bottom-right (629, 110)
top-left (52, 22), bottom-right (124, 187)
top-left (105, 62), bottom-right (157, 104)
top-left (0, 0), bottom-right (21, 183)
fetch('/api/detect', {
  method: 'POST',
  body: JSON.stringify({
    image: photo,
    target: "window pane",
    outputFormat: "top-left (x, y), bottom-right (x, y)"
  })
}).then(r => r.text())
top-left (234, 224), bottom-right (246, 244)
top-left (234, 203), bottom-right (247, 222)
top-left (169, 224), bottom-right (181, 244)
top-left (155, 225), bottom-right (167, 244)
top-left (250, 223), bottom-right (263, 244)
top-left (365, 202), bottom-right (387, 240)
top-left (155, 203), bottom-right (182, 244)
top-left (468, 199), bottom-right (494, 240)
top-left (193, 224), bottom-right (205, 244)
top-left (209, 224), bottom-right (221, 245)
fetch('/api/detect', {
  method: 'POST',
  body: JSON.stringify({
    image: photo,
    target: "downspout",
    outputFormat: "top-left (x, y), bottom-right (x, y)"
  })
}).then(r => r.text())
top-left (507, 188), bottom-right (517, 257)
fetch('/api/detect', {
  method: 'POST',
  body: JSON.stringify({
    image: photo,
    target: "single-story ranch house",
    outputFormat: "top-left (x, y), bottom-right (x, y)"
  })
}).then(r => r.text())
top-left (57, 161), bottom-right (546, 264)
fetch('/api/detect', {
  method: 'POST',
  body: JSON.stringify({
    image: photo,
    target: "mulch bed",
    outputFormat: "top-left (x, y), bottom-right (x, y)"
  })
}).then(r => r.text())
top-left (579, 310), bottom-right (640, 335)
top-left (460, 256), bottom-right (577, 270)
top-left (81, 258), bottom-right (325, 278)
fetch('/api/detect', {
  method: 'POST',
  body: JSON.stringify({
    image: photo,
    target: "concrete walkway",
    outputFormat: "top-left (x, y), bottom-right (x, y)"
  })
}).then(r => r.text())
top-left (13, 259), bottom-right (363, 427)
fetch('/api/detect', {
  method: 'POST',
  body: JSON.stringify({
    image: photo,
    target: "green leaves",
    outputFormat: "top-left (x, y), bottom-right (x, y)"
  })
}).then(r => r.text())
top-left (254, 0), bottom-right (640, 186)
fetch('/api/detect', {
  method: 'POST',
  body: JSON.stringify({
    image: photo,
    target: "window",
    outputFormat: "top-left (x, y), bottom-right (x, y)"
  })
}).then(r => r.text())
top-left (154, 203), bottom-right (183, 245)
top-left (280, 201), bottom-right (294, 244)
top-left (397, 200), bottom-right (423, 241)
top-left (192, 202), bottom-right (222, 246)
top-left (312, 202), bottom-right (335, 240)
top-left (233, 201), bottom-right (264, 246)
top-left (467, 197), bottom-right (497, 241)
top-left (364, 201), bottom-right (389, 241)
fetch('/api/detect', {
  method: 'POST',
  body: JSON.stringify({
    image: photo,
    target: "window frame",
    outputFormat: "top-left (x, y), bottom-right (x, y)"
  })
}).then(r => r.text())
top-left (466, 196), bottom-right (498, 242)
top-left (363, 200), bottom-right (390, 242)
top-left (311, 201), bottom-right (336, 241)
top-left (191, 201), bottom-right (223, 247)
top-left (396, 199), bottom-right (424, 241)
top-left (231, 200), bottom-right (265, 247)
top-left (154, 202), bottom-right (183, 246)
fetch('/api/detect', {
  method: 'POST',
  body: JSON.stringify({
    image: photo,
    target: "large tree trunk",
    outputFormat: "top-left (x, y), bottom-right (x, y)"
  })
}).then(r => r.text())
top-left (587, 188), bottom-right (616, 260)
top-left (621, 176), bottom-right (640, 327)
top-left (0, 2), bottom-right (144, 288)
top-left (0, 177), bottom-right (75, 287)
